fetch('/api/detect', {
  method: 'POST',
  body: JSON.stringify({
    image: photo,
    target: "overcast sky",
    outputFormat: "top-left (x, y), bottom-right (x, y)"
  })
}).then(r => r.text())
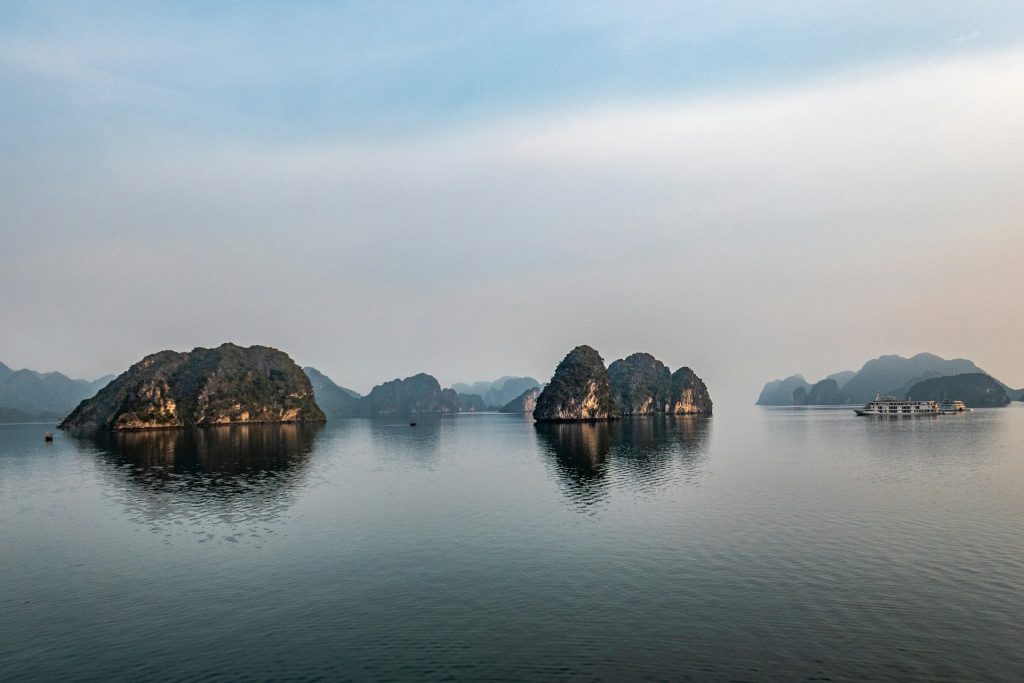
top-left (2, 2), bottom-right (1023, 402)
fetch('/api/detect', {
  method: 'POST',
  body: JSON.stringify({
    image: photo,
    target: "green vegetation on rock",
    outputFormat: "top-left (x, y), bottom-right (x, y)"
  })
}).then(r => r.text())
top-left (534, 346), bottom-right (616, 422)
top-left (534, 346), bottom-right (712, 421)
top-left (670, 367), bottom-right (713, 415)
top-left (60, 343), bottom-right (325, 430)
top-left (608, 353), bottom-right (672, 416)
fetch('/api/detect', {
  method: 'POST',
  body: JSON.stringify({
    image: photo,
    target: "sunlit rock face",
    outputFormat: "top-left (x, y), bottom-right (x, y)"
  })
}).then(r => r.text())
top-left (608, 353), bottom-right (672, 416)
top-left (533, 346), bottom-right (616, 422)
top-left (534, 346), bottom-right (713, 421)
top-left (669, 367), bottom-right (713, 415)
top-left (59, 344), bottom-right (325, 430)
top-left (500, 387), bottom-right (540, 413)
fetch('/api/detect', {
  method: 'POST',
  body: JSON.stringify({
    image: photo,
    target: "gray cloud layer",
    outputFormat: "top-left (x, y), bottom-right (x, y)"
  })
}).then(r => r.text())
top-left (3, 49), bottom-right (1023, 400)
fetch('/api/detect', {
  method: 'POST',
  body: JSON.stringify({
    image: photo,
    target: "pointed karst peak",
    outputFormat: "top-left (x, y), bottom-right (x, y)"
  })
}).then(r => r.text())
top-left (533, 346), bottom-right (616, 422)
top-left (533, 346), bottom-right (712, 421)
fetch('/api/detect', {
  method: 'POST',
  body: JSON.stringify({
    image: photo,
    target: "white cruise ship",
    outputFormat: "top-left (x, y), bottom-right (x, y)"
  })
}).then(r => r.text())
top-left (855, 395), bottom-right (939, 417)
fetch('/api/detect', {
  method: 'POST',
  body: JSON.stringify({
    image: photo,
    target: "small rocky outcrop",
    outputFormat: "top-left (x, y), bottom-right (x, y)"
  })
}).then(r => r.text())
top-left (607, 353), bottom-right (671, 416)
top-left (533, 346), bottom-right (616, 422)
top-left (359, 373), bottom-right (462, 415)
top-left (60, 344), bottom-right (325, 431)
top-left (669, 367), bottom-right (713, 415)
top-left (499, 387), bottom-right (540, 413)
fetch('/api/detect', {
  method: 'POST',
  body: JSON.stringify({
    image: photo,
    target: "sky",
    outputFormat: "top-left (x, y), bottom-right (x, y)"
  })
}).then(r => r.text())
top-left (2, 1), bottom-right (1024, 403)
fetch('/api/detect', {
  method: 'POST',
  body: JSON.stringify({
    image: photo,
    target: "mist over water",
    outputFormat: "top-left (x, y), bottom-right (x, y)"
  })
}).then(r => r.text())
top-left (3, 407), bottom-right (1024, 680)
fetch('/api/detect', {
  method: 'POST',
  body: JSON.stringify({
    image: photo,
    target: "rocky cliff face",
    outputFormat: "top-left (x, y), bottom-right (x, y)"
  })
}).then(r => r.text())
top-left (359, 373), bottom-right (462, 415)
top-left (608, 353), bottom-right (672, 416)
top-left (670, 367), bottom-right (713, 415)
top-left (499, 387), bottom-right (540, 413)
top-left (534, 346), bottom-right (712, 421)
top-left (533, 346), bottom-right (616, 422)
top-left (60, 344), bottom-right (325, 430)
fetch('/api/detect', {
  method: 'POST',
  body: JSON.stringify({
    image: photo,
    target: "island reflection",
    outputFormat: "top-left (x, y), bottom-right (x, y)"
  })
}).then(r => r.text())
top-left (535, 416), bottom-right (710, 509)
top-left (71, 424), bottom-right (324, 539)
top-left (87, 423), bottom-right (323, 478)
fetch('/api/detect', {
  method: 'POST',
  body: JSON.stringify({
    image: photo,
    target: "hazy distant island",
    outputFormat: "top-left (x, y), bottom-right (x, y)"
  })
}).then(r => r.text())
top-left (757, 353), bottom-right (1020, 407)
top-left (0, 361), bottom-right (112, 423)
top-left (302, 369), bottom-right (537, 418)
top-left (904, 373), bottom-right (1011, 408)
top-left (499, 387), bottom-right (541, 413)
top-left (533, 346), bottom-right (712, 422)
top-left (60, 343), bottom-right (325, 430)
top-left (451, 376), bottom-right (542, 410)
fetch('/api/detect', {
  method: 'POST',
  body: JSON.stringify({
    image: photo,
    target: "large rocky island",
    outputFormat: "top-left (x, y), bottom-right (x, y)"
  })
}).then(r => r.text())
top-left (533, 346), bottom-right (712, 422)
top-left (60, 343), bottom-right (325, 430)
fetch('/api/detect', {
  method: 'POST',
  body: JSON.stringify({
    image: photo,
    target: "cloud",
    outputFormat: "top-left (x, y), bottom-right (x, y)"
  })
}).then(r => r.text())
top-left (952, 30), bottom-right (981, 46)
top-left (2, 48), bottom-right (1023, 396)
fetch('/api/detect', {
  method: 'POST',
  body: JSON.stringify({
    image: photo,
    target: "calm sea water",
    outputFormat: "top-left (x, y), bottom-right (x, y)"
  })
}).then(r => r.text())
top-left (2, 405), bottom-right (1023, 681)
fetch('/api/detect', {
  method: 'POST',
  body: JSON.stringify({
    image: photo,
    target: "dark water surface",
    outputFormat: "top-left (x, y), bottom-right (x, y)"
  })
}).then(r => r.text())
top-left (2, 406), bottom-right (1023, 681)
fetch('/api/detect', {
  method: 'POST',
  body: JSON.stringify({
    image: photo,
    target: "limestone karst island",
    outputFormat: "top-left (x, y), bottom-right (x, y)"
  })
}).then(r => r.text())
top-left (532, 345), bottom-right (712, 422)
top-left (55, 342), bottom-right (713, 431)
top-left (59, 343), bottom-right (324, 430)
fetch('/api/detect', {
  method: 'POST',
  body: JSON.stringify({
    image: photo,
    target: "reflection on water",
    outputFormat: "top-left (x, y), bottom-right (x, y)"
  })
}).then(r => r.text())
top-left (614, 416), bottom-right (710, 489)
top-left (535, 421), bottom-right (612, 505)
top-left (89, 423), bottom-right (323, 477)
top-left (68, 424), bottom-right (324, 543)
top-left (535, 416), bottom-right (711, 509)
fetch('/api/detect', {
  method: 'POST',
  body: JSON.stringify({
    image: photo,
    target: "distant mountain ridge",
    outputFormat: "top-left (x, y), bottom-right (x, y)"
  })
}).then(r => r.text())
top-left (904, 373), bottom-right (1010, 408)
top-left (757, 353), bottom-right (1016, 406)
top-left (304, 367), bottom-right (499, 417)
top-left (0, 360), bottom-right (113, 423)
top-left (451, 376), bottom-right (542, 409)
top-left (303, 367), bottom-right (362, 418)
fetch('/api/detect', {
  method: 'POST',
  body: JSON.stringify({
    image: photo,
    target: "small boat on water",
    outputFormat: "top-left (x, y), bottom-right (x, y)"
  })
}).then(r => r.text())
top-left (44, 432), bottom-right (53, 442)
top-left (855, 394), bottom-right (971, 417)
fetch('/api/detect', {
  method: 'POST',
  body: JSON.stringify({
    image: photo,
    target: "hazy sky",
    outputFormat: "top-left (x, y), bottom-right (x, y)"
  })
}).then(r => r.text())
top-left (3, 2), bottom-right (1023, 402)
